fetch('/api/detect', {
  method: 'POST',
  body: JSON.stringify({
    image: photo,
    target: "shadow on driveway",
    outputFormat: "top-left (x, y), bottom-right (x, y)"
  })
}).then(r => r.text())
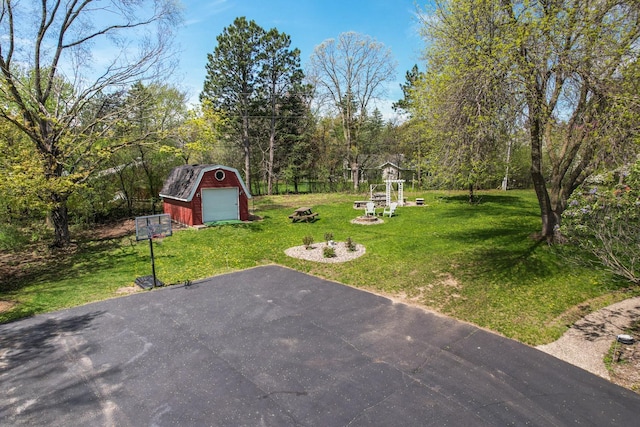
top-left (1, 265), bottom-right (639, 426)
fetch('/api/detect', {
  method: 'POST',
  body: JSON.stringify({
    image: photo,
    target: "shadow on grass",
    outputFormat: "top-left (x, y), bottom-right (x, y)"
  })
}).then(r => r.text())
top-left (254, 202), bottom-right (291, 211)
top-left (434, 198), bottom-right (540, 223)
top-left (443, 223), bottom-right (534, 244)
top-left (0, 237), bottom-right (136, 296)
top-left (437, 193), bottom-right (532, 207)
top-left (456, 239), bottom-right (554, 284)
top-left (204, 220), bottom-right (267, 232)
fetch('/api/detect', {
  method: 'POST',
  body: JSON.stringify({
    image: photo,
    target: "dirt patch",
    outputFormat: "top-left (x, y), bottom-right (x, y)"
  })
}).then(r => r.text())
top-left (116, 286), bottom-right (142, 295)
top-left (0, 219), bottom-right (137, 285)
top-left (0, 300), bottom-right (16, 314)
top-left (76, 218), bottom-right (136, 241)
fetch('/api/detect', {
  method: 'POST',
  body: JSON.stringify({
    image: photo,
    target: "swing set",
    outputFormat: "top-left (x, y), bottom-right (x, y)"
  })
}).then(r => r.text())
top-left (369, 179), bottom-right (405, 207)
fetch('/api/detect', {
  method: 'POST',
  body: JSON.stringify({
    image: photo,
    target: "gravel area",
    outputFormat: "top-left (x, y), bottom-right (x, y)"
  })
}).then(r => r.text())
top-left (537, 296), bottom-right (640, 380)
top-left (284, 243), bottom-right (366, 263)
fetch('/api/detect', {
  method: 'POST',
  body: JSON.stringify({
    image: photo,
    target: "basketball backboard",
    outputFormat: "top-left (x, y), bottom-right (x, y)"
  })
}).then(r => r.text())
top-left (135, 214), bottom-right (172, 241)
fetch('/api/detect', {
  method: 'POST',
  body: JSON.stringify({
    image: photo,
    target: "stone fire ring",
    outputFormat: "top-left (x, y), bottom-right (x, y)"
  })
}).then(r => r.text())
top-left (350, 216), bottom-right (384, 225)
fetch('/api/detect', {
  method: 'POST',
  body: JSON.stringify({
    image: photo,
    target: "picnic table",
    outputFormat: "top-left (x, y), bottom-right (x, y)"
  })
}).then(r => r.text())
top-left (288, 207), bottom-right (319, 223)
top-left (371, 193), bottom-right (387, 207)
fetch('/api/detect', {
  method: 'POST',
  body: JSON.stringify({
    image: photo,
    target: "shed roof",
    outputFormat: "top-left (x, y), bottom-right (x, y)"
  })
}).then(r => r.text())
top-left (159, 164), bottom-right (252, 202)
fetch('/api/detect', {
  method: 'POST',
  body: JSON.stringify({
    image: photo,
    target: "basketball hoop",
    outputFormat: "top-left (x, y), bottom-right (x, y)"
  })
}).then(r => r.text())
top-left (136, 214), bottom-right (172, 241)
top-left (134, 214), bottom-right (172, 289)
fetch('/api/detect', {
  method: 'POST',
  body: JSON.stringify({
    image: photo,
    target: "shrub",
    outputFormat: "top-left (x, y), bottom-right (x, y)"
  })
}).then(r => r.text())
top-left (560, 160), bottom-right (640, 285)
top-left (324, 232), bottom-right (334, 244)
top-left (345, 237), bottom-right (357, 252)
top-left (323, 246), bottom-right (336, 258)
top-left (0, 224), bottom-right (29, 251)
top-left (302, 235), bottom-right (314, 249)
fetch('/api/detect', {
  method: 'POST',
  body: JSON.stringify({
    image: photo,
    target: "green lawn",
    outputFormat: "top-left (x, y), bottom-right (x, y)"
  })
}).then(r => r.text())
top-left (1, 190), bottom-right (637, 345)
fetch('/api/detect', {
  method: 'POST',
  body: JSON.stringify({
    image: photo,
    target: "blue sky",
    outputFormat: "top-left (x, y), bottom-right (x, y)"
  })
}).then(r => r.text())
top-left (174, 0), bottom-right (428, 119)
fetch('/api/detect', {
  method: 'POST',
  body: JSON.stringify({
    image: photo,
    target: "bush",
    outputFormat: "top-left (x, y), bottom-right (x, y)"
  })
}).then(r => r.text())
top-left (561, 160), bottom-right (640, 285)
top-left (0, 224), bottom-right (29, 251)
top-left (345, 237), bottom-right (357, 252)
top-left (324, 232), bottom-right (333, 244)
top-left (302, 235), bottom-right (314, 249)
top-left (323, 246), bottom-right (336, 258)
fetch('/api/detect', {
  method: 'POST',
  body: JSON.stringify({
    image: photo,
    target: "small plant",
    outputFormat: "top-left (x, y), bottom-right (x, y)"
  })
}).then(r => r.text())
top-left (345, 237), bottom-right (357, 252)
top-left (324, 232), bottom-right (334, 244)
top-left (302, 235), bottom-right (314, 249)
top-left (323, 246), bottom-right (336, 258)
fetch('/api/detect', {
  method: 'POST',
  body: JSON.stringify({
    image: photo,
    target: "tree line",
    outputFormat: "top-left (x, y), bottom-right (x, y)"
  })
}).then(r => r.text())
top-left (1, 0), bottom-right (639, 249)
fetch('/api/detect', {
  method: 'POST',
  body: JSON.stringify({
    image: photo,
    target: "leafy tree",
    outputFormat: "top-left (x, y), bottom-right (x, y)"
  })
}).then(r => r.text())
top-left (164, 105), bottom-right (226, 165)
top-left (121, 82), bottom-right (187, 213)
top-left (201, 17), bottom-right (266, 191)
top-left (0, 120), bottom-right (49, 223)
top-left (259, 28), bottom-right (305, 194)
top-left (309, 32), bottom-right (396, 190)
top-left (202, 18), bottom-right (307, 195)
top-left (64, 82), bottom-right (190, 221)
top-left (356, 109), bottom-right (388, 180)
top-left (420, 0), bottom-right (640, 239)
top-left (274, 86), bottom-right (316, 193)
top-left (311, 116), bottom-right (348, 191)
top-left (416, 0), bottom-right (520, 199)
top-left (392, 64), bottom-right (423, 115)
top-left (561, 160), bottom-right (640, 285)
top-left (0, 0), bottom-right (181, 246)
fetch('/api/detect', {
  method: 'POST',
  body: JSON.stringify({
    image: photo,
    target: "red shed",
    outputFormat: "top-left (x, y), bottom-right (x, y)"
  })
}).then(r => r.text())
top-left (160, 164), bottom-right (252, 226)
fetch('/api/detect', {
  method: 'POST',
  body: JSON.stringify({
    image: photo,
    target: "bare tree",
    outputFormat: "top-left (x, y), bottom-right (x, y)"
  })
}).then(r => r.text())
top-left (309, 32), bottom-right (396, 190)
top-left (0, 0), bottom-right (181, 246)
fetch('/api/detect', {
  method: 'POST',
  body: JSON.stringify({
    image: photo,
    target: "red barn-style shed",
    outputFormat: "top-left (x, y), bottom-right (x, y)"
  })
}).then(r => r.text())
top-left (160, 164), bottom-right (252, 226)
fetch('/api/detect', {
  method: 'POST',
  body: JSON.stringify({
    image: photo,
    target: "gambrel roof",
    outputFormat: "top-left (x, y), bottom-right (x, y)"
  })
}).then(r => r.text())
top-left (159, 164), bottom-right (251, 202)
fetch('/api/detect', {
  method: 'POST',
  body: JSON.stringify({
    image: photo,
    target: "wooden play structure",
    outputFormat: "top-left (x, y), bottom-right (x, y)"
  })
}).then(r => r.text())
top-left (369, 179), bottom-right (405, 207)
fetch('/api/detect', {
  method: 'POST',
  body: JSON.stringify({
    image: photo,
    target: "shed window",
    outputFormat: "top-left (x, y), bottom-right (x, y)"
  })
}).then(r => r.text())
top-left (215, 170), bottom-right (225, 181)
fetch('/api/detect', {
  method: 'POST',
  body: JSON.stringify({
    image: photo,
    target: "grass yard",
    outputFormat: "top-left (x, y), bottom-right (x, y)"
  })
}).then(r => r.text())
top-left (1, 190), bottom-right (637, 345)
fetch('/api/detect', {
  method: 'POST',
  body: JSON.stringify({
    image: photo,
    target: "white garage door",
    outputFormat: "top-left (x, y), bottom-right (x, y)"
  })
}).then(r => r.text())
top-left (201, 188), bottom-right (239, 222)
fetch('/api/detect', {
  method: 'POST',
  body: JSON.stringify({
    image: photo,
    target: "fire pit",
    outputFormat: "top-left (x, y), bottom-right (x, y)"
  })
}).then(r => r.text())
top-left (350, 216), bottom-right (383, 225)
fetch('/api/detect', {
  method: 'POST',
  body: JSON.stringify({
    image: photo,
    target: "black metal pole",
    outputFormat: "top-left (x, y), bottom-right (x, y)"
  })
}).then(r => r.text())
top-left (147, 218), bottom-right (157, 288)
top-left (149, 236), bottom-right (157, 288)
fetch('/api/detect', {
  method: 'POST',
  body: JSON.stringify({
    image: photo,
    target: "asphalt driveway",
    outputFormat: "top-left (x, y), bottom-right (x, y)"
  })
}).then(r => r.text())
top-left (1, 265), bottom-right (639, 426)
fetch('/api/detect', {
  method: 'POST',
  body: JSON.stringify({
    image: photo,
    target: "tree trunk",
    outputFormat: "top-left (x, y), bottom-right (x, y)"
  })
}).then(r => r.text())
top-left (351, 160), bottom-right (359, 191)
top-left (416, 142), bottom-right (422, 188)
top-left (267, 127), bottom-right (275, 195)
top-left (529, 114), bottom-right (558, 240)
top-left (267, 82), bottom-right (277, 196)
top-left (243, 116), bottom-right (252, 191)
top-left (531, 170), bottom-right (558, 237)
top-left (50, 195), bottom-right (71, 247)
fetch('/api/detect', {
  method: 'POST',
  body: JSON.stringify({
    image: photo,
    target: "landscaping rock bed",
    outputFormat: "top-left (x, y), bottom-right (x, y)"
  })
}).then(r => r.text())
top-left (284, 243), bottom-right (365, 263)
